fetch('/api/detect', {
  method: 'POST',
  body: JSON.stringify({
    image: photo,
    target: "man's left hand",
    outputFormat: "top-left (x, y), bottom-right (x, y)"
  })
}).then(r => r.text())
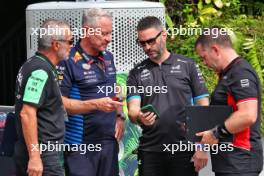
top-left (192, 150), bottom-right (208, 172)
top-left (115, 117), bottom-right (125, 142)
top-left (196, 130), bottom-right (219, 145)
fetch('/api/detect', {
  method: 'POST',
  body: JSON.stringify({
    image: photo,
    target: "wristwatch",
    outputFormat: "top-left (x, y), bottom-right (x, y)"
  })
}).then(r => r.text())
top-left (117, 113), bottom-right (125, 121)
top-left (211, 124), bottom-right (232, 140)
top-left (211, 126), bottom-right (221, 140)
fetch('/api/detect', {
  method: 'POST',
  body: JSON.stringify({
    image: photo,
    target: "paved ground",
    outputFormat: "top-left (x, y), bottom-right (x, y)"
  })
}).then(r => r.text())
top-left (200, 139), bottom-right (264, 176)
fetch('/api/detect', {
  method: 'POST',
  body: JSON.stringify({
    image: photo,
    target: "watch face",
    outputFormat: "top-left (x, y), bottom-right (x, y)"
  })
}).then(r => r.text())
top-left (212, 127), bottom-right (220, 140)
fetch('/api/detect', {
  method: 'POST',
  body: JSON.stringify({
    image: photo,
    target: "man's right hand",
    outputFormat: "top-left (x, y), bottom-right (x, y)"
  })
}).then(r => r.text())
top-left (27, 155), bottom-right (43, 176)
top-left (138, 111), bottom-right (157, 126)
top-left (96, 97), bottom-right (123, 112)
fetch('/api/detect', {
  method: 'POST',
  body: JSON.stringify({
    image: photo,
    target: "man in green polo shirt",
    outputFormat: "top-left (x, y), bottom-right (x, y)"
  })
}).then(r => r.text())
top-left (14, 19), bottom-right (73, 176)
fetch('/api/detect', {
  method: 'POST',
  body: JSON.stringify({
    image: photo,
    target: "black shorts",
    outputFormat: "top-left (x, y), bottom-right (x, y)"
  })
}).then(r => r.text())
top-left (138, 150), bottom-right (197, 176)
top-left (215, 172), bottom-right (260, 176)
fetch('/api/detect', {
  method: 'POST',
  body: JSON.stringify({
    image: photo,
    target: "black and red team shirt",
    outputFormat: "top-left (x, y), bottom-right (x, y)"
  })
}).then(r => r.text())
top-left (127, 53), bottom-right (209, 152)
top-left (210, 57), bottom-right (263, 173)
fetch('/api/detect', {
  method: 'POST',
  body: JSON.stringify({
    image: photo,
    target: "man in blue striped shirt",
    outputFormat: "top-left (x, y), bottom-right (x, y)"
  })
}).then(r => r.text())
top-left (57, 8), bottom-right (124, 176)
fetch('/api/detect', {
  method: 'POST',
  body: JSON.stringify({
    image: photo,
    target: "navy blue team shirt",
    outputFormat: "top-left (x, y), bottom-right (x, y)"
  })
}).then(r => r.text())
top-left (57, 42), bottom-right (117, 144)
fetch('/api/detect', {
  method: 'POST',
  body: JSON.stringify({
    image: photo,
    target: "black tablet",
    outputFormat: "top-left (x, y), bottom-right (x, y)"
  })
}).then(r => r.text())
top-left (185, 105), bottom-right (233, 142)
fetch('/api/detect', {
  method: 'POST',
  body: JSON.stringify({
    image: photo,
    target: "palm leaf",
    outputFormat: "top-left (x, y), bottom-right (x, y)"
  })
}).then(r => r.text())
top-left (242, 37), bottom-right (264, 135)
top-left (121, 126), bottom-right (140, 161)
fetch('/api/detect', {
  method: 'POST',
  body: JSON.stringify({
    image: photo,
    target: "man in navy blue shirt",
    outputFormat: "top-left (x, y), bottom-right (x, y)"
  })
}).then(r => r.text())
top-left (57, 8), bottom-right (124, 176)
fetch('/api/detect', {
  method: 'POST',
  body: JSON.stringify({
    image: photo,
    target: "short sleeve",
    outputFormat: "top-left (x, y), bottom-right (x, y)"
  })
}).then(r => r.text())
top-left (23, 69), bottom-right (48, 107)
top-left (126, 69), bottom-right (141, 102)
top-left (229, 68), bottom-right (258, 103)
top-left (189, 61), bottom-right (209, 102)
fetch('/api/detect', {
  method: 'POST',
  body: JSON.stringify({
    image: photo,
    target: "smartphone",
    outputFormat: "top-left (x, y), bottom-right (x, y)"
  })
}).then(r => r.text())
top-left (141, 104), bottom-right (160, 118)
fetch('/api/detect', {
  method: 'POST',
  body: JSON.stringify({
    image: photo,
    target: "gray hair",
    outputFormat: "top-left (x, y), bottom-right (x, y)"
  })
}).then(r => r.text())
top-left (82, 8), bottom-right (112, 27)
top-left (38, 19), bottom-right (71, 50)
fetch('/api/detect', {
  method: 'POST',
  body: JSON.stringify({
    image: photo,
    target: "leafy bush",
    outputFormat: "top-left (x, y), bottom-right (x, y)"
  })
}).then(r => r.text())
top-left (163, 0), bottom-right (264, 135)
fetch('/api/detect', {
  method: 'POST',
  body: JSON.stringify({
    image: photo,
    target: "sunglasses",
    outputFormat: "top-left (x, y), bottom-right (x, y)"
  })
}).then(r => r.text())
top-left (136, 31), bottom-right (162, 47)
top-left (56, 39), bottom-right (74, 45)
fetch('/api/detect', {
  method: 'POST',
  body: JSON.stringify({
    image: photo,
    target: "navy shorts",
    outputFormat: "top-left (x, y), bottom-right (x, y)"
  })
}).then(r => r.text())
top-left (65, 140), bottom-right (119, 176)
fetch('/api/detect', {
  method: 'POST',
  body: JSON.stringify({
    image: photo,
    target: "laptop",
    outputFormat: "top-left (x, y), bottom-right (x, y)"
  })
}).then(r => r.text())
top-left (185, 105), bottom-right (233, 142)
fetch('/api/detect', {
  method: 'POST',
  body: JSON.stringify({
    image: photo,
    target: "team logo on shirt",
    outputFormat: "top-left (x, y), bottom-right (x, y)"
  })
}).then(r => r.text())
top-left (17, 71), bottom-right (23, 87)
top-left (195, 64), bottom-right (203, 76)
top-left (137, 64), bottom-right (147, 70)
top-left (108, 67), bottom-right (114, 71)
top-left (177, 59), bottom-right (187, 63)
top-left (73, 51), bottom-right (82, 63)
top-left (195, 64), bottom-right (205, 83)
top-left (57, 71), bottom-right (64, 81)
top-left (240, 79), bottom-right (250, 88)
top-left (105, 60), bottom-right (111, 66)
top-left (82, 63), bottom-right (91, 70)
top-left (16, 94), bottom-right (21, 100)
top-left (141, 69), bottom-right (150, 77)
top-left (16, 68), bottom-right (23, 100)
top-left (140, 69), bottom-right (151, 81)
top-left (170, 65), bottom-right (181, 73)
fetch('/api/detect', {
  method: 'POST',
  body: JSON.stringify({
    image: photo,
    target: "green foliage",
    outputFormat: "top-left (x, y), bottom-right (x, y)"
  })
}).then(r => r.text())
top-left (134, 168), bottom-right (139, 176)
top-left (207, 14), bottom-right (264, 135)
top-left (163, 0), bottom-right (241, 28)
top-left (116, 74), bottom-right (141, 172)
top-left (242, 38), bottom-right (263, 82)
top-left (242, 37), bottom-right (264, 134)
top-left (121, 126), bottom-right (140, 161)
top-left (164, 1), bottom-right (264, 135)
top-left (240, 0), bottom-right (264, 16)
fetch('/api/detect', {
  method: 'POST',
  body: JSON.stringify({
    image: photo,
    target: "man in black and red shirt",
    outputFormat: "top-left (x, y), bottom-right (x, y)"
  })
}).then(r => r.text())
top-left (195, 28), bottom-right (263, 176)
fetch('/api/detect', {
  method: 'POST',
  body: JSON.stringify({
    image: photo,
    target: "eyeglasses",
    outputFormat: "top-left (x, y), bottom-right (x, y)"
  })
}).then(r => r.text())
top-left (56, 39), bottom-right (74, 45)
top-left (101, 32), bottom-right (112, 37)
top-left (136, 31), bottom-right (162, 47)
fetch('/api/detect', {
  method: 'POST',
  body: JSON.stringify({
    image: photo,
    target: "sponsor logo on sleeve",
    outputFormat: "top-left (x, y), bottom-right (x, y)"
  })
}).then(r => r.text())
top-left (240, 79), bottom-right (249, 88)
